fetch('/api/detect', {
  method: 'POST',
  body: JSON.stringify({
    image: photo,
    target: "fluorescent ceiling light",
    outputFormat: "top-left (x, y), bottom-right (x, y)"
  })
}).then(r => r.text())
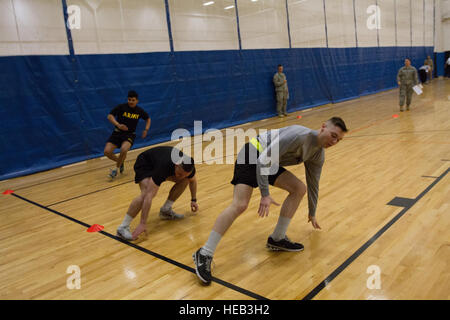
top-left (251, 0), bottom-right (258, 2)
top-left (203, 1), bottom-right (214, 5)
top-left (224, 5), bottom-right (234, 10)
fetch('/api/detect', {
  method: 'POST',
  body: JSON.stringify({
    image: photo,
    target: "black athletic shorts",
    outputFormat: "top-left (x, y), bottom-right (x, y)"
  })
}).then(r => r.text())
top-left (107, 129), bottom-right (136, 148)
top-left (134, 152), bottom-right (155, 184)
top-left (133, 146), bottom-right (195, 185)
top-left (231, 142), bottom-right (286, 188)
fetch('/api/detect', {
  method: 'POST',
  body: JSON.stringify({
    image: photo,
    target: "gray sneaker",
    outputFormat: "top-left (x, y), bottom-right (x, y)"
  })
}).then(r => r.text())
top-left (109, 168), bottom-right (118, 179)
top-left (116, 226), bottom-right (132, 240)
top-left (159, 208), bottom-right (185, 220)
top-left (193, 248), bottom-right (213, 285)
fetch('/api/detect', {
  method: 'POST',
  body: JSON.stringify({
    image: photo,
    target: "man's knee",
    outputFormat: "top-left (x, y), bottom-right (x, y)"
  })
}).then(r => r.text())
top-left (176, 177), bottom-right (190, 188)
top-left (292, 181), bottom-right (306, 198)
top-left (104, 146), bottom-right (113, 157)
top-left (232, 201), bottom-right (249, 216)
top-left (120, 144), bottom-right (131, 154)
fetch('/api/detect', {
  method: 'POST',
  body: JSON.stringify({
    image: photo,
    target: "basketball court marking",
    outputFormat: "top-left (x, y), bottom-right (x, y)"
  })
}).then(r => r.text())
top-left (9, 192), bottom-right (269, 300)
top-left (9, 166), bottom-right (448, 300)
top-left (302, 167), bottom-right (449, 300)
top-left (4, 103), bottom-right (447, 299)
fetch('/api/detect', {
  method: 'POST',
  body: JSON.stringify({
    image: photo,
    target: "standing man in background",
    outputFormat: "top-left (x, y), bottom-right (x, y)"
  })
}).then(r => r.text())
top-left (445, 56), bottom-right (450, 78)
top-left (104, 90), bottom-right (151, 179)
top-left (397, 59), bottom-right (419, 112)
top-left (418, 65), bottom-right (430, 84)
top-left (273, 65), bottom-right (289, 118)
top-left (424, 56), bottom-right (434, 82)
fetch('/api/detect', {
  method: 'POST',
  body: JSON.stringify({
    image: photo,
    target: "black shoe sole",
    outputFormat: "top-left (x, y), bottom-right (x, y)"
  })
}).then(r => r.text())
top-left (266, 243), bottom-right (304, 252)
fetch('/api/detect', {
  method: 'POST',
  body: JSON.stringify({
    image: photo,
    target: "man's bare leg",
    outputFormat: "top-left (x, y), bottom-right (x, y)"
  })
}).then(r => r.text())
top-left (117, 141), bottom-right (132, 173)
top-left (193, 184), bottom-right (253, 284)
top-left (160, 178), bottom-right (190, 219)
top-left (270, 170), bottom-right (306, 240)
top-left (117, 178), bottom-right (156, 239)
top-left (104, 142), bottom-right (119, 162)
top-left (201, 184), bottom-right (253, 256)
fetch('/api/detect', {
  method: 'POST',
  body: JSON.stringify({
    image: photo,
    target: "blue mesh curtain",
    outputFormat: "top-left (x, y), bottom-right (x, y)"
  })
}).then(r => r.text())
top-left (0, 0), bottom-right (435, 181)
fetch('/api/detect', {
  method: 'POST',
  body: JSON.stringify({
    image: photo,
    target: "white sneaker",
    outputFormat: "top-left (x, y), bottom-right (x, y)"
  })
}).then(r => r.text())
top-left (159, 208), bottom-right (185, 220)
top-left (117, 226), bottom-right (133, 240)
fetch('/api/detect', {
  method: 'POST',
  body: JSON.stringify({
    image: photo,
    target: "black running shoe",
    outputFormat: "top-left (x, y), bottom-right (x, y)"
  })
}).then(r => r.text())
top-left (266, 236), bottom-right (304, 252)
top-left (193, 248), bottom-right (213, 285)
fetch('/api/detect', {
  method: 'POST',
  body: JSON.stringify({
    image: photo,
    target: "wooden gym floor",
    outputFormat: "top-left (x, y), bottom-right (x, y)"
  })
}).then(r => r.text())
top-left (0, 78), bottom-right (448, 300)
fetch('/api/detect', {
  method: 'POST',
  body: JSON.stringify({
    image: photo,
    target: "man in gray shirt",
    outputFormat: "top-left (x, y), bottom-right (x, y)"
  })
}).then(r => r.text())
top-left (273, 64), bottom-right (289, 117)
top-left (193, 117), bottom-right (348, 285)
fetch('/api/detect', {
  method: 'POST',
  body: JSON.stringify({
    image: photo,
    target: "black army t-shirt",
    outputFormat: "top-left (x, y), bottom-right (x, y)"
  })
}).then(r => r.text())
top-left (134, 146), bottom-right (196, 185)
top-left (109, 103), bottom-right (149, 133)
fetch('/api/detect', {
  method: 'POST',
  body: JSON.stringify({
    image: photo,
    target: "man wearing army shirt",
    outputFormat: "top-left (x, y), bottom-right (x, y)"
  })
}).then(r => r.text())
top-left (104, 90), bottom-right (151, 178)
top-left (397, 58), bottom-right (419, 112)
top-left (193, 117), bottom-right (348, 285)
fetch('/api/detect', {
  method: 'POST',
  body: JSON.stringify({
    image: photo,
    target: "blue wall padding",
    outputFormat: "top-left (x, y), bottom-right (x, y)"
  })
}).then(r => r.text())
top-left (435, 52), bottom-right (445, 76)
top-left (0, 46), bottom-right (434, 180)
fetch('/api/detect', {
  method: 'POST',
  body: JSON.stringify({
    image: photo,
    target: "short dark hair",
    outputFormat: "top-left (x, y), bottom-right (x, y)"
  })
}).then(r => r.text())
top-left (278, 64), bottom-right (282, 68)
top-left (327, 117), bottom-right (348, 132)
top-left (128, 90), bottom-right (138, 99)
top-left (180, 156), bottom-right (194, 173)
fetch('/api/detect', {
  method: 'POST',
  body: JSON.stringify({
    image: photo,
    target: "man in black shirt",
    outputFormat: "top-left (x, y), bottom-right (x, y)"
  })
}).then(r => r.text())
top-left (116, 146), bottom-right (199, 240)
top-left (104, 90), bottom-right (151, 178)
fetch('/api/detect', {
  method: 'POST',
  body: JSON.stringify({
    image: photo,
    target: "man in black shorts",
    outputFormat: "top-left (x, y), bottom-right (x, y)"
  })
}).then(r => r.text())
top-left (104, 90), bottom-right (151, 179)
top-left (116, 146), bottom-right (199, 240)
top-left (193, 117), bottom-right (348, 285)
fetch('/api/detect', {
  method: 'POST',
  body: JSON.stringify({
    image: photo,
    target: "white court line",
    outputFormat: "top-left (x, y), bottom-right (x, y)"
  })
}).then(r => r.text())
top-left (62, 161), bottom-right (87, 169)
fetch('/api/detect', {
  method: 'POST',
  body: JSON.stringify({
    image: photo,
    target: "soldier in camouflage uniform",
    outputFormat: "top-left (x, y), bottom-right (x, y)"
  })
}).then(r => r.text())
top-left (273, 65), bottom-right (289, 117)
top-left (397, 58), bottom-right (418, 112)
